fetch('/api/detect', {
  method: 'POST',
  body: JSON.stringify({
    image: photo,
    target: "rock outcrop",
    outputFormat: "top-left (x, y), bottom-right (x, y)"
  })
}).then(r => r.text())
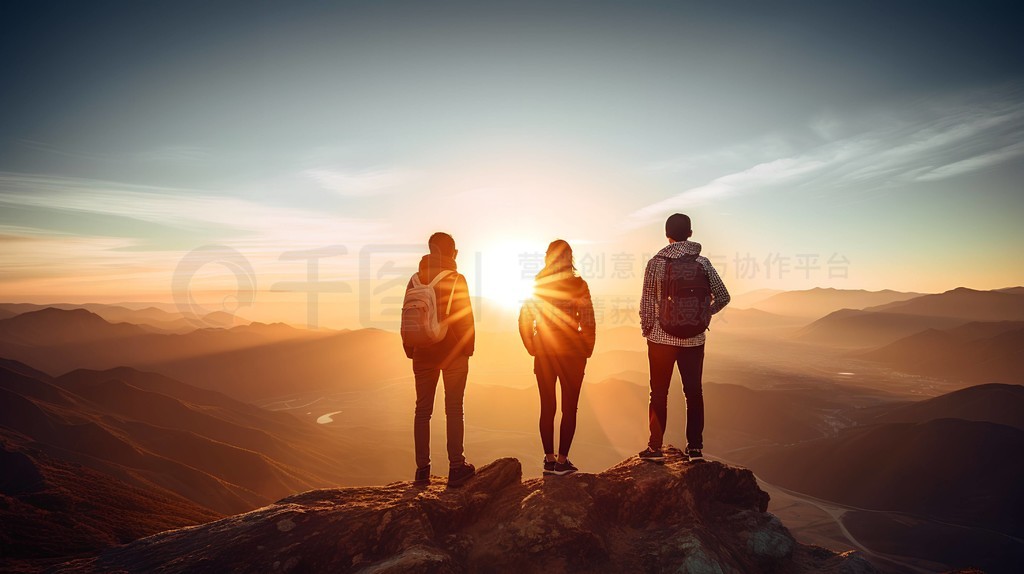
top-left (55, 447), bottom-right (875, 573)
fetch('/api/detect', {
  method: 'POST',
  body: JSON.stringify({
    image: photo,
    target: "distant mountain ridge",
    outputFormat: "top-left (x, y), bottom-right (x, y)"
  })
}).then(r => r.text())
top-left (868, 383), bottom-right (1024, 429)
top-left (0, 307), bottom-right (148, 347)
top-left (795, 309), bottom-right (966, 348)
top-left (863, 287), bottom-right (1024, 321)
top-left (744, 287), bottom-right (923, 319)
top-left (0, 302), bottom-right (217, 334)
top-left (0, 308), bottom-right (346, 395)
top-left (857, 324), bottom-right (1024, 384)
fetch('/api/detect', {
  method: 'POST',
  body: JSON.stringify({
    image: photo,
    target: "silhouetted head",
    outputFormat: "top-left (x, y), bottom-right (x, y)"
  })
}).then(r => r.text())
top-left (428, 232), bottom-right (457, 258)
top-left (665, 213), bottom-right (692, 243)
top-left (536, 239), bottom-right (576, 279)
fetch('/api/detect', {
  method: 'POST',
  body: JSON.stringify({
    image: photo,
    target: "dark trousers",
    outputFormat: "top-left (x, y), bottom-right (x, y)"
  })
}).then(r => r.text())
top-left (535, 354), bottom-right (586, 457)
top-left (647, 341), bottom-right (705, 450)
top-left (413, 353), bottom-right (468, 470)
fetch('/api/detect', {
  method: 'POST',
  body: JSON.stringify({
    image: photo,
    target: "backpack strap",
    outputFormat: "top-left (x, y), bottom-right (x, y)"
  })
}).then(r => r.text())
top-left (426, 269), bottom-right (453, 288)
top-left (444, 274), bottom-right (459, 317)
top-left (418, 270), bottom-right (458, 317)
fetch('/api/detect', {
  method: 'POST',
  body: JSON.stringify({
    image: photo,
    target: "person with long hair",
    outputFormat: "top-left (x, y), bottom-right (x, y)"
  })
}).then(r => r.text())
top-left (518, 240), bottom-right (596, 475)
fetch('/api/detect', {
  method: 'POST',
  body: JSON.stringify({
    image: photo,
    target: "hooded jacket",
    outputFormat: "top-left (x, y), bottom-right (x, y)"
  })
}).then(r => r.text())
top-left (518, 272), bottom-right (596, 358)
top-left (403, 253), bottom-right (475, 366)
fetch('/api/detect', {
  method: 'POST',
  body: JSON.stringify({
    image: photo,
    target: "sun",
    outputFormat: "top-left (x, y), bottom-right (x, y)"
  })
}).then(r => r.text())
top-left (476, 241), bottom-right (544, 310)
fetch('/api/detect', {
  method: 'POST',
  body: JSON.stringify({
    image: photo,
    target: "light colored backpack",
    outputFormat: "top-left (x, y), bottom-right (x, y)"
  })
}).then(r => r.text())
top-left (401, 270), bottom-right (458, 348)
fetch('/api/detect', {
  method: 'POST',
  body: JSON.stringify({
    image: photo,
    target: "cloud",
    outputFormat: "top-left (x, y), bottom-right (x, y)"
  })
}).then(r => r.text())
top-left (913, 140), bottom-right (1024, 182)
top-left (626, 88), bottom-right (1024, 228)
top-left (0, 172), bottom-right (402, 299)
top-left (303, 167), bottom-right (418, 196)
top-left (0, 172), bottom-right (391, 252)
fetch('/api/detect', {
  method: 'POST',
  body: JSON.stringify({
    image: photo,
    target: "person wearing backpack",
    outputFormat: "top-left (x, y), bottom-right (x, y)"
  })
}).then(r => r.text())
top-left (401, 232), bottom-right (476, 487)
top-left (518, 240), bottom-right (596, 476)
top-left (638, 214), bottom-right (730, 463)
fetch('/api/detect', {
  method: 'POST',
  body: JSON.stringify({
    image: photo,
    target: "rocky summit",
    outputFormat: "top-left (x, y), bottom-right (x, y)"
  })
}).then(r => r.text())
top-left (55, 447), bottom-right (875, 573)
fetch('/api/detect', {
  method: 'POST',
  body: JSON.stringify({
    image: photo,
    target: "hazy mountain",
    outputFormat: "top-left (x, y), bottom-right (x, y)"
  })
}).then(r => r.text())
top-left (0, 360), bottom-right (382, 520)
top-left (53, 455), bottom-right (875, 574)
top-left (864, 383), bottom-right (1024, 430)
top-left (997, 286), bottom-right (1024, 296)
top-left (736, 418), bottom-right (1024, 539)
top-left (148, 327), bottom-right (408, 401)
top-left (795, 309), bottom-right (966, 348)
top-left (0, 435), bottom-right (218, 571)
top-left (0, 303), bottom-right (206, 334)
top-left (858, 325), bottom-right (1024, 384)
top-left (0, 308), bottom-right (332, 382)
top-left (863, 287), bottom-right (1024, 321)
top-left (712, 307), bottom-right (808, 330)
top-left (0, 308), bottom-right (148, 347)
top-left (728, 288), bottom-right (784, 309)
top-left (945, 320), bottom-right (1024, 341)
top-left (746, 288), bottom-right (923, 319)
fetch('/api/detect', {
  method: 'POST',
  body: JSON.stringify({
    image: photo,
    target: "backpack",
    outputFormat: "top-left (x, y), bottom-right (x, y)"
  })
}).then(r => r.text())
top-left (657, 254), bottom-right (712, 338)
top-left (401, 270), bottom-right (458, 348)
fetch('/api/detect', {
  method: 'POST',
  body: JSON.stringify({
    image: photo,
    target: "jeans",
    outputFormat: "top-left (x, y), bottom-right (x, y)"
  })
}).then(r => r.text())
top-left (647, 341), bottom-right (704, 450)
top-left (413, 353), bottom-right (469, 470)
top-left (535, 354), bottom-right (586, 457)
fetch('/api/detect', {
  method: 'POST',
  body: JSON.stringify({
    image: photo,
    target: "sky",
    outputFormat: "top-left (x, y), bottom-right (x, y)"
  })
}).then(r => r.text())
top-left (1, 1), bottom-right (1022, 328)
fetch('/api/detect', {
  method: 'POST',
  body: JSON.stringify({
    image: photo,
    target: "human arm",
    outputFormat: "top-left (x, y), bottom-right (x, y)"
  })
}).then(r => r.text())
top-left (403, 276), bottom-right (414, 359)
top-left (449, 274), bottom-right (476, 356)
top-left (639, 257), bottom-right (660, 337)
top-left (578, 282), bottom-right (596, 358)
top-left (518, 299), bottom-right (537, 357)
top-left (702, 258), bottom-right (731, 315)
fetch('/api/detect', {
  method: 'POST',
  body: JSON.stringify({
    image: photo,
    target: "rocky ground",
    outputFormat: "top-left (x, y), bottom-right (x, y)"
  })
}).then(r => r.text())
top-left (54, 447), bottom-right (876, 573)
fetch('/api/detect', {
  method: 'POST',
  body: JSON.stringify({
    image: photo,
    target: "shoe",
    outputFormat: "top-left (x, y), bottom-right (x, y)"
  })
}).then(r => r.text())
top-left (552, 459), bottom-right (578, 476)
top-left (543, 458), bottom-right (556, 475)
top-left (638, 447), bottom-right (665, 461)
top-left (447, 462), bottom-right (476, 488)
top-left (414, 465), bottom-right (430, 486)
top-left (686, 448), bottom-right (704, 462)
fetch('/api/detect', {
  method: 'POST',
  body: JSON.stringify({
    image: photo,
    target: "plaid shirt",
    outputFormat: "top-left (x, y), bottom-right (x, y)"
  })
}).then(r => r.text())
top-left (640, 241), bottom-right (730, 347)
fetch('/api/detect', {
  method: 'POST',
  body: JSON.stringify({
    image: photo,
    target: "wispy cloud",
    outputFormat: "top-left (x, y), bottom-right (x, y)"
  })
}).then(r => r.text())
top-left (303, 167), bottom-right (418, 196)
top-left (0, 172), bottom-right (392, 257)
top-left (0, 172), bottom-right (398, 298)
top-left (627, 89), bottom-right (1024, 227)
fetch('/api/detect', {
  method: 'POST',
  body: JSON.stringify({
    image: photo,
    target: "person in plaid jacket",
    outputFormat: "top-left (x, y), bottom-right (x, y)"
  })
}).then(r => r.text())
top-left (638, 213), bottom-right (730, 462)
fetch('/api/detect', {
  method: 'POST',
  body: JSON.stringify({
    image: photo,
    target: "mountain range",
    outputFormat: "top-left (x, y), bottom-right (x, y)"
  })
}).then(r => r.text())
top-left (2, 285), bottom-right (1022, 572)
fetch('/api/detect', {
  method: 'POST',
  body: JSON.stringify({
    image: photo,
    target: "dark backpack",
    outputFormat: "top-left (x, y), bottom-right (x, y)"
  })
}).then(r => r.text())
top-left (657, 254), bottom-right (712, 338)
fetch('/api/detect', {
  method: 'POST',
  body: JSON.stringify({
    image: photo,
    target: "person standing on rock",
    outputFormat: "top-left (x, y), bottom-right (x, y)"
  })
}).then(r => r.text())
top-left (518, 240), bottom-right (597, 476)
top-left (401, 232), bottom-right (476, 487)
top-left (638, 214), bottom-right (730, 463)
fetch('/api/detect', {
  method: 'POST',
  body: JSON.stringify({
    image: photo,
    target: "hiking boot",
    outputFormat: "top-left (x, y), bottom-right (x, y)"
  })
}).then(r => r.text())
top-left (447, 462), bottom-right (476, 488)
top-left (414, 465), bottom-right (430, 486)
top-left (638, 447), bottom-right (665, 461)
top-left (686, 448), bottom-right (704, 462)
top-left (552, 459), bottom-right (578, 476)
top-left (543, 458), bottom-right (556, 475)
